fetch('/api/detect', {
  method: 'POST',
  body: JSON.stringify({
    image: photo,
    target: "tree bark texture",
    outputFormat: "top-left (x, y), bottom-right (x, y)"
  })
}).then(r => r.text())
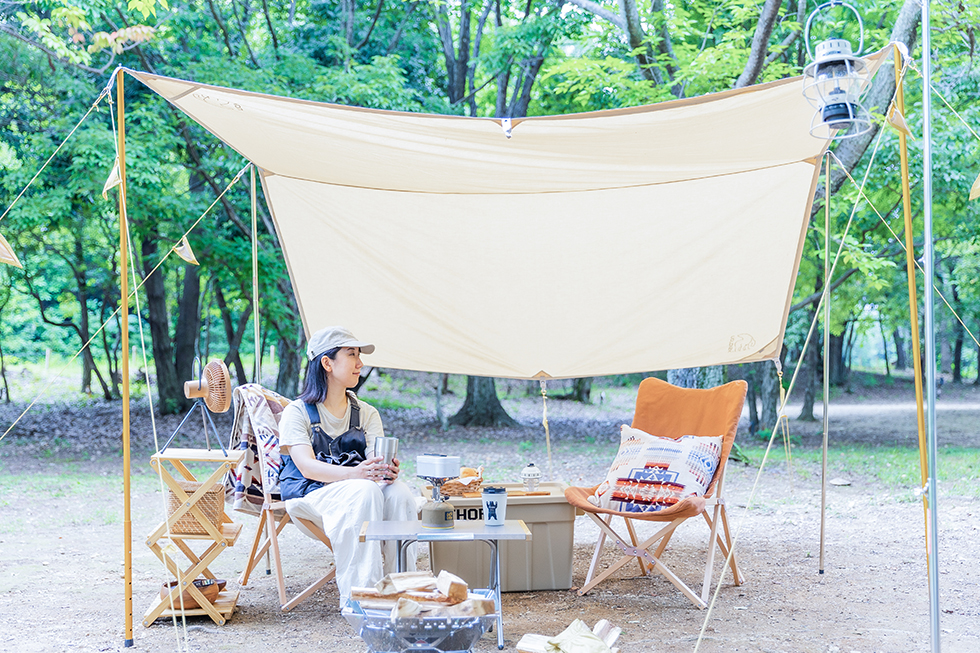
top-left (798, 309), bottom-right (820, 421)
top-left (141, 235), bottom-right (186, 414)
top-left (174, 264), bottom-right (201, 384)
top-left (667, 366), bottom-right (722, 389)
top-left (276, 321), bottom-right (304, 398)
top-left (760, 362), bottom-right (779, 432)
top-left (571, 377), bottom-right (592, 403)
top-left (449, 376), bottom-right (518, 427)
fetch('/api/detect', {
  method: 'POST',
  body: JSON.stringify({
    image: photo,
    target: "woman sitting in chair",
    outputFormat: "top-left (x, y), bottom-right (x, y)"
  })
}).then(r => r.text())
top-left (277, 326), bottom-right (417, 608)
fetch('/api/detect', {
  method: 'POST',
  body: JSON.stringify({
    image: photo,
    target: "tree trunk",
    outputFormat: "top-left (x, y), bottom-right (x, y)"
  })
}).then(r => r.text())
top-left (449, 376), bottom-right (517, 427)
top-left (667, 368), bottom-right (698, 388)
top-left (667, 366), bottom-right (722, 389)
top-left (745, 365), bottom-right (759, 436)
top-left (798, 309), bottom-right (819, 421)
top-left (953, 326), bottom-right (964, 383)
top-left (760, 362), bottom-right (779, 432)
top-left (214, 284), bottom-right (250, 385)
top-left (880, 317), bottom-right (891, 378)
top-left (571, 377), bottom-right (592, 403)
top-left (0, 333), bottom-right (10, 403)
top-left (275, 323), bottom-right (304, 398)
top-left (939, 315), bottom-right (951, 377)
top-left (893, 328), bottom-right (907, 370)
top-left (829, 332), bottom-right (846, 387)
top-left (141, 234), bottom-right (186, 414)
top-left (174, 264), bottom-right (201, 384)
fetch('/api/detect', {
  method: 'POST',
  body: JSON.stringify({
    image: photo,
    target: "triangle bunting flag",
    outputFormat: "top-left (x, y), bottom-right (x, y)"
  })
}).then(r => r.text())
top-left (886, 104), bottom-right (911, 137)
top-left (173, 236), bottom-right (199, 265)
top-left (102, 158), bottom-right (121, 200)
top-left (970, 171), bottom-right (980, 202)
top-left (0, 232), bottom-right (23, 268)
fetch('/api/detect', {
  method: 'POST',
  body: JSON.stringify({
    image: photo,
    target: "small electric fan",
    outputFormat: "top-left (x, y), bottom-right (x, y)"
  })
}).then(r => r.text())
top-left (159, 358), bottom-right (232, 453)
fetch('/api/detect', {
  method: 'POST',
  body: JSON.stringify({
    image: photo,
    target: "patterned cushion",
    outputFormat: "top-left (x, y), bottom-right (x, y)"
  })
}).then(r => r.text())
top-left (591, 425), bottom-right (723, 514)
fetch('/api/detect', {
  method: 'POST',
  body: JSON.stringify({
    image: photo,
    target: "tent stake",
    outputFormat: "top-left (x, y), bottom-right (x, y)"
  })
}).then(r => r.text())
top-left (116, 68), bottom-right (134, 648)
top-left (920, 2), bottom-right (942, 648)
top-left (819, 152), bottom-right (830, 575)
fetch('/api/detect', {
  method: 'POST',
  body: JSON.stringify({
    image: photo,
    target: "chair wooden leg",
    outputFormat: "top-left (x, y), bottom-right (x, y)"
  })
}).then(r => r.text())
top-left (266, 511), bottom-right (289, 608)
top-left (701, 503), bottom-right (722, 604)
top-left (239, 509), bottom-right (269, 586)
top-left (719, 505), bottom-right (742, 585)
top-left (584, 515), bottom-right (611, 588)
top-left (579, 515), bottom-right (679, 597)
top-left (623, 517), bottom-right (649, 577)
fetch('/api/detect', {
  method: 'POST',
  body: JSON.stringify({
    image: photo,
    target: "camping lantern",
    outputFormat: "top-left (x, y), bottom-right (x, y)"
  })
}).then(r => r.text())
top-left (521, 463), bottom-right (541, 492)
top-left (802, 1), bottom-right (872, 140)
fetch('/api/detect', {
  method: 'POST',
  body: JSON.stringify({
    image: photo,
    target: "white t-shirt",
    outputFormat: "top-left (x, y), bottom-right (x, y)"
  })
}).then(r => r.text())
top-left (278, 395), bottom-right (384, 456)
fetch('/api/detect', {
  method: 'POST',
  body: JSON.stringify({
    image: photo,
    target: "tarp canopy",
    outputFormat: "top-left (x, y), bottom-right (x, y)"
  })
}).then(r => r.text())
top-left (130, 51), bottom-right (886, 380)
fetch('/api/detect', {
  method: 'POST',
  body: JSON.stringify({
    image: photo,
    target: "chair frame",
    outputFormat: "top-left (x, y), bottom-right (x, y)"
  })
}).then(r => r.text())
top-left (232, 386), bottom-right (337, 612)
top-left (570, 377), bottom-right (746, 609)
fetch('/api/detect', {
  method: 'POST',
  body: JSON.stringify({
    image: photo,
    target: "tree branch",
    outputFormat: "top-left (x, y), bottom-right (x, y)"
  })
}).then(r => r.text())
top-left (355, 0), bottom-right (385, 49)
top-left (734, 0), bottom-right (784, 88)
top-left (564, 0), bottom-right (625, 30)
top-left (0, 24), bottom-right (112, 74)
top-left (789, 267), bottom-right (859, 313)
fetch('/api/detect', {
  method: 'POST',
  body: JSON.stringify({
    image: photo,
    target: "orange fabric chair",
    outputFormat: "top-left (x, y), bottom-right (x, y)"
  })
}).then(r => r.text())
top-left (565, 377), bottom-right (746, 608)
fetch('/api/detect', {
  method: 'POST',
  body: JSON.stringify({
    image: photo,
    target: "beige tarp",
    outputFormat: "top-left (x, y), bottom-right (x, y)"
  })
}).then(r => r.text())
top-left (129, 52), bottom-right (886, 379)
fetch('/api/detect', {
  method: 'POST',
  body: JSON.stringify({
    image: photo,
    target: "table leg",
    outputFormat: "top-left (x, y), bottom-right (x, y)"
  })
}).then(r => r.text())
top-left (486, 540), bottom-right (503, 650)
top-left (397, 539), bottom-right (411, 573)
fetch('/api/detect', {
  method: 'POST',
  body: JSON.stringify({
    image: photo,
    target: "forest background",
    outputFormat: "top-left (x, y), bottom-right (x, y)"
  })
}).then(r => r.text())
top-left (0, 0), bottom-right (978, 428)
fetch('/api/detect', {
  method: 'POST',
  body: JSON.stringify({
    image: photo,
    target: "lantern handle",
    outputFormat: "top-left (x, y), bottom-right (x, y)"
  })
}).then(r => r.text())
top-left (805, 1), bottom-right (865, 60)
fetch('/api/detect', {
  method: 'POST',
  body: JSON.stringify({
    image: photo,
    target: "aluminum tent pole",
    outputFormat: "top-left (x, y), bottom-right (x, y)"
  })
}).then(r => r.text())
top-left (116, 68), bottom-right (134, 648)
top-left (920, 1), bottom-right (942, 649)
top-left (819, 152), bottom-right (830, 575)
top-left (251, 164), bottom-right (260, 384)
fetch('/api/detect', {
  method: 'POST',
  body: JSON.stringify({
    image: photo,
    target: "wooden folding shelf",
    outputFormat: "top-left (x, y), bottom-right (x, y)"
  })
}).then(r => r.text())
top-left (142, 448), bottom-right (245, 627)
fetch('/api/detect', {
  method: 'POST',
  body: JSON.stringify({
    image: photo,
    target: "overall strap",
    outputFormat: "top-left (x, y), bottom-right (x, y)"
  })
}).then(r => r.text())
top-left (305, 395), bottom-right (361, 430)
top-left (346, 391), bottom-right (361, 429)
top-left (303, 401), bottom-right (322, 428)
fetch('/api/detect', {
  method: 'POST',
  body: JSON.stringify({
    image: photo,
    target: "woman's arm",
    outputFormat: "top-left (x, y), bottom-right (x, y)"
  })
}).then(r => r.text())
top-left (288, 444), bottom-right (389, 483)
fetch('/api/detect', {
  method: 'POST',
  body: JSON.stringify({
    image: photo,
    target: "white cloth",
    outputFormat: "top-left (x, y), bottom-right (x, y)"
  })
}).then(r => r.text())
top-left (285, 478), bottom-right (418, 607)
top-left (277, 395), bottom-right (384, 454)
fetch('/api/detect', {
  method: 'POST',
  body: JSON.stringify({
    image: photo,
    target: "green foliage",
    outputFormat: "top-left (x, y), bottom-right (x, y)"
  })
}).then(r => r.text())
top-left (1, 0), bottom-right (979, 404)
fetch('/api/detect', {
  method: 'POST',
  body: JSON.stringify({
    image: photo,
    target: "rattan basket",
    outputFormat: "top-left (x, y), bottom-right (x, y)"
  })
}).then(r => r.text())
top-left (167, 480), bottom-right (224, 535)
top-left (440, 468), bottom-right (483, 497)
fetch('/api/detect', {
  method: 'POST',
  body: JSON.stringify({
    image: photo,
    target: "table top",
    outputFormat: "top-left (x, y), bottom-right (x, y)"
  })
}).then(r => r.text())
top-left (360, 519), bottom-right (531, 543)
top-left (152, 447), bottom-right (244, 464)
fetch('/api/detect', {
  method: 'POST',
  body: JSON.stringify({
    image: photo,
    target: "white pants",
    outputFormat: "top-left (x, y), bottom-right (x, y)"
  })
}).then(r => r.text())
top-left (284, 479), bottom-right (418, 607)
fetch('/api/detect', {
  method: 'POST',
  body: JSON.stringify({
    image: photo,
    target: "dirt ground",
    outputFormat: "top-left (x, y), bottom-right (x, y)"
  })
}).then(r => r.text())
top-left (1, 373), bottom-right (978, 652)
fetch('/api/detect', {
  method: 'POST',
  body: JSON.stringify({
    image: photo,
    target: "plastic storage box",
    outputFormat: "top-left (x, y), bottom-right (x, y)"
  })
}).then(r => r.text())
top-left (428, 481), bottom-right (574, 592)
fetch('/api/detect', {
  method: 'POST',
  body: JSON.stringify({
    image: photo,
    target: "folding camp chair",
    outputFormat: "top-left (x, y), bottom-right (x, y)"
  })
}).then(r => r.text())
top-left (226, 384), bottom-right (337, 611)
top-left (565, 377), bottom-right (746, 609)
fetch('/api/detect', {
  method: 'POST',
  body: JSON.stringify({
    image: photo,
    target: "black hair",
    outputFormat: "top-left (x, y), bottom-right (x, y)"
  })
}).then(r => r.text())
top-left (298, 347), bottom-right (342, 404)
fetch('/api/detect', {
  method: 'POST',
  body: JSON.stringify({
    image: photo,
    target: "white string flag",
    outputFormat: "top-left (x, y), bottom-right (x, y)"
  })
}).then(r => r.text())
top-left (173, 236), bottom-right (199, 265)
top-left (102, 158), bottom-right (121, 199)
top-left (970, 171), bottom-right (980, 202)
top-left (0, 232), bottom-right (23, 268)
top-left (886, 104), bottom-right (911, 137)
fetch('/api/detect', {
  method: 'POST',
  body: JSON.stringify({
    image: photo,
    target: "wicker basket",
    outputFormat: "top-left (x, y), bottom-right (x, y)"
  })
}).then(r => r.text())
top-left (440, 468), bottom-right (484, 497)
top-left (167, 480), bottom-right (224, 535)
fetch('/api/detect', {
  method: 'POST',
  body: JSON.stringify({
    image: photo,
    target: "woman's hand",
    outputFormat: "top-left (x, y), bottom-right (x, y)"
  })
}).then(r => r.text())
top-left (381, 457), bottom-right (401, 485)
top-left (353, 456), bottom-right (390, 482)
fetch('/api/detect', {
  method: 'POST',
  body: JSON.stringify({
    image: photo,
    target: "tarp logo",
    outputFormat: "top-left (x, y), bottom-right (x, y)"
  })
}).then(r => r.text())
top-left (728, 333), bottom-right (756, 353)
top-left (192, 92), bottom-right (244, 112)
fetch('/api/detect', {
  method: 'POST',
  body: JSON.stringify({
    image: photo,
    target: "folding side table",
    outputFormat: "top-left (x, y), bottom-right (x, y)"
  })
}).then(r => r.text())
top-left (143, 448), bottom-right (244, 626)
